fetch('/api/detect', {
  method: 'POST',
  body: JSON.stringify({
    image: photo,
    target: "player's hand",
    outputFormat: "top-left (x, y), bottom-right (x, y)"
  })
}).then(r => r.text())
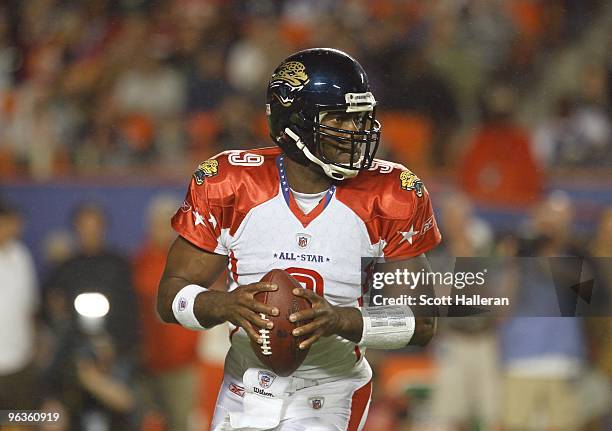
top-left (215, 282), bottom-right (280, 344)
top-left (289, 288), bottom-right (345, 349)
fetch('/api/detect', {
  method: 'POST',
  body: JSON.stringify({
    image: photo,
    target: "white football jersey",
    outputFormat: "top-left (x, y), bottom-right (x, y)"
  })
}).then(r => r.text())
top-left (172, 147), bottom-right (441, 380)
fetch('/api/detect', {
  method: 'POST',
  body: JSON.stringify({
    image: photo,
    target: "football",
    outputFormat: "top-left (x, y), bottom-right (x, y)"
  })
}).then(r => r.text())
top-left (251, 269), bottom-right (312, 376)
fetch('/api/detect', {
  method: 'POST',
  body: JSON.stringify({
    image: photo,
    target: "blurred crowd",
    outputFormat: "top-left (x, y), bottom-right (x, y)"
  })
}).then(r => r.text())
top-left (0, 194), bottom-right (227, 431)
top-left (0, 0), bottom-right (611, 184)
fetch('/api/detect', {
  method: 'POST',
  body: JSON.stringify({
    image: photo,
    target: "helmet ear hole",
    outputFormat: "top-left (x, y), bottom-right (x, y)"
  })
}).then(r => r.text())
top-left (288, 113), bottom-right (315, 148)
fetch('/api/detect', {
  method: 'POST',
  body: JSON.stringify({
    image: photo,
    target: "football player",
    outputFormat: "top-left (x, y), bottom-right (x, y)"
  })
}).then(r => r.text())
top-left (157, 48), bottom-right (441, 431)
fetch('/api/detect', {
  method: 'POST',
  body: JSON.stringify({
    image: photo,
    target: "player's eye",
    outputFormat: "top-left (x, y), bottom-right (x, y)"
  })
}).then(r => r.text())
top-left (321, 113), bottom-right (343, 125)
top-left (321, 112), bottom-right (366, 130)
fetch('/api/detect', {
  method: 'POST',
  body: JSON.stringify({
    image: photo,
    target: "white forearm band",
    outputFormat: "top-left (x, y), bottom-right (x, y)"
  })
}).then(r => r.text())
top-left (172, 284), bottom-right (208, 330)
top-left (359, 305), bottom-right (415, 349)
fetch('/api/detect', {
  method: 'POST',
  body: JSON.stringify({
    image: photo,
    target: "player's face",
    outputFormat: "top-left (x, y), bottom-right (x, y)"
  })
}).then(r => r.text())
top-left (317, 111), bottom-right (368, 165)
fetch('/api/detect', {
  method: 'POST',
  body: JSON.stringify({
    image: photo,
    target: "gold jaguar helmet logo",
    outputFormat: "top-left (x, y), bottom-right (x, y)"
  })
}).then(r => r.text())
top-left (399, 170), bottom-right (424, 197)
top-left (269, 61), bottom-right (309, 107)
top-left (273, 61), bottom-right (309, 87)
top-left (193, 159), bottom-right (219, 185)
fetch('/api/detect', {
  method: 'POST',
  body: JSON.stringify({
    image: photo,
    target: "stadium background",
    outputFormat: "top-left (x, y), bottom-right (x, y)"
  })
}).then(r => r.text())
top-left (0, 0), bottom-right (611, 430)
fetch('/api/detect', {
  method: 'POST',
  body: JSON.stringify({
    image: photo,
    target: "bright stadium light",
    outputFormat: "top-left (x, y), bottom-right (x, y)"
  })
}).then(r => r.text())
top-left (74, 292), bottom-right (110, 318)
top-left (74, 292), bottom-right (110, 334)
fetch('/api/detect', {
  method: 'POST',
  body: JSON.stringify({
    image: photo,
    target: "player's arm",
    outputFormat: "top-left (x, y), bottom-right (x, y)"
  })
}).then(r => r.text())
top-left (291, 254), bottom-right (436, 349)
top-left (369, 254), bottom-right (438, 346)
top-left (157, 236), bottom-right (279, 343)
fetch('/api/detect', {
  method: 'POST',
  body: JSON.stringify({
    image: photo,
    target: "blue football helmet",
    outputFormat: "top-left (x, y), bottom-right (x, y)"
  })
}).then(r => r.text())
top-left (266, 48), bottom-right (381, 180)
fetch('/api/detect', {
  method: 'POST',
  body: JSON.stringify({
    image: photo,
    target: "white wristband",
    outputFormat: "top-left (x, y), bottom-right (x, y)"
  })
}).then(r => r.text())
top-left (359, 305), bottom-right (415, 349)
top-left (172, 284), bottom-right (208, 330)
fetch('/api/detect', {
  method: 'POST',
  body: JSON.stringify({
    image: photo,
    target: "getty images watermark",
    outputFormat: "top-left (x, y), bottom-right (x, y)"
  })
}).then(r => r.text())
top-left (369, 267), bottom-right (507, 307)
top-left (361, 257), bottom-right (611, 317)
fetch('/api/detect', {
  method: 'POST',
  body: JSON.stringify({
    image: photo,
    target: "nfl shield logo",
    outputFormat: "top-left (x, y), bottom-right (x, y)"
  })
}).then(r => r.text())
top-left (296, 233), bottom-right (311, 248)
top-left (309, 396), bottom-right (324, 410)
top-left (258, 370), bottom-right (276, 389)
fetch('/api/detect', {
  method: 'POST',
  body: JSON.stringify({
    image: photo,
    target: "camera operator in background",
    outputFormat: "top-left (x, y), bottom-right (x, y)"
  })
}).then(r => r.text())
top-left (43, 203), bottom-right (140, 354)
top-left (41, 202), bottom-right (139, 431)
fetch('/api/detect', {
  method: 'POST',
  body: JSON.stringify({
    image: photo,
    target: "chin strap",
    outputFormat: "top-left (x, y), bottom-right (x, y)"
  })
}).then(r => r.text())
top-left (284, 128), bottom-right (358, 181)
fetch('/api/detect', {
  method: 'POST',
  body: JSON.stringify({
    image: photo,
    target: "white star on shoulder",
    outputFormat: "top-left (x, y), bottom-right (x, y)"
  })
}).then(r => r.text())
top-left (398, 225), bottom-right (419, 245)
top-left (208, 213), bottom-right (217, 229)
top-left (194, 211), bottom-right (205, 226)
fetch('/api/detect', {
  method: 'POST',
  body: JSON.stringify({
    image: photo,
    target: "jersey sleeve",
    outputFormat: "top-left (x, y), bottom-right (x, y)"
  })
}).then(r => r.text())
top-left (171, 149), bottom-right (281, 254)
top-left (171, 159), bottom-right (230, 255)
top-left (380, 181), bottom-right (442, 259)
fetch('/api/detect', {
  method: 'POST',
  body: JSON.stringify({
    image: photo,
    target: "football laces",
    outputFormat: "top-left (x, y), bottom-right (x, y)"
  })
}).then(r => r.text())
top-left (259, 313), bottom-right (272, 355)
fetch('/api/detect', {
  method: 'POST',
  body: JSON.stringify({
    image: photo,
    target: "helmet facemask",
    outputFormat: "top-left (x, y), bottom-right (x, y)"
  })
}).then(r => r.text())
top-left (286, 92), bottom-right (381, 180)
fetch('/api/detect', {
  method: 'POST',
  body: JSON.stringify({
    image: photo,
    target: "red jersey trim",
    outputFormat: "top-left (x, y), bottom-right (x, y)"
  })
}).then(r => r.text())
top-left (229, 250), bottom-right (239, 283)
top-left (347, 380), bottom-right (372, 431)
top-left (287, 191), bottom-right (330, 228)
